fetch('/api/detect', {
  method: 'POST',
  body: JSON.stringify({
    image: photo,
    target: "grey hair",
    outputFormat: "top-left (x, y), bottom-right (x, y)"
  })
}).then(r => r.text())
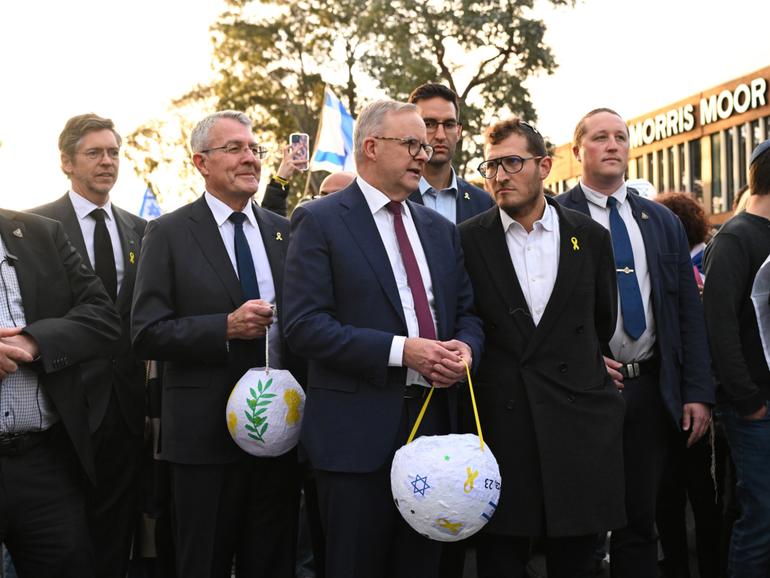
top-left (354, 100), bottom-right (419, 163)
top-left (190, 110), bottom-right (253, 153)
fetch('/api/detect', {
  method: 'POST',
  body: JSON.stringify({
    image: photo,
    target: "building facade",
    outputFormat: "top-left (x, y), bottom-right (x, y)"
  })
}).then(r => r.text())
top-left (546, 65), bottom-right (770, 221)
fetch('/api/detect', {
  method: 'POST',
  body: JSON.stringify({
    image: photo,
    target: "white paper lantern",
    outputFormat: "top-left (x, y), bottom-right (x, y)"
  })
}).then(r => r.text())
top-left (391, 433), bottom-right (501, 542)
top-left (226, 368), bottom-right (305, 457)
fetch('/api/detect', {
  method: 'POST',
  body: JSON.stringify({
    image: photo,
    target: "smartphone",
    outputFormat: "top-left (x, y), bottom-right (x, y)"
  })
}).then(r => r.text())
top-left (289, 133), bottom-right (310, 171)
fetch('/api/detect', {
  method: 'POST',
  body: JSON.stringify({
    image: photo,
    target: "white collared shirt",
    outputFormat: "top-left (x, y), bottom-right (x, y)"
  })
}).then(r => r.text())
top-left (69, 191), bottom-right (125, 294)
top-left (204, 192), bottom-right (281, 367)
top-left (357, 176), bottom-right (438, 387)
top-left (500, 202), bottom-right (560, 326)
top-left (419, 169), bottom-right (458, 223)
top-left (581, 181), bottom-right (656, 362)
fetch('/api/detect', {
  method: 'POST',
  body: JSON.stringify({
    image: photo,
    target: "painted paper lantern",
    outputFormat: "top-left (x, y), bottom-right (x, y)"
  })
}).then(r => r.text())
top-left (391, 433), bottom-right (501, 542)
top-left (226, 368), bottom-right (305, 457)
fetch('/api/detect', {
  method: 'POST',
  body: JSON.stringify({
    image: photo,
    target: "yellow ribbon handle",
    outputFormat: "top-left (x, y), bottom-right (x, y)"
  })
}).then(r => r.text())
top-left (405, 360), bottom-right (485, 451)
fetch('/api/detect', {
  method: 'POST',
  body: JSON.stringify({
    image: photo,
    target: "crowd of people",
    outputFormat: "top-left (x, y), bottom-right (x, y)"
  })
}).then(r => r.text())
top-left (0, 81), bottom-right (768, 578)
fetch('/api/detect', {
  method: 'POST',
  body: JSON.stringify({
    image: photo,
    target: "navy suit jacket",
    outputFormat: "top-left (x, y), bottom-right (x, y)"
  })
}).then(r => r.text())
top-left (408, 176), bottom-right (494, 223)
top-left (282, 182), bottom-right (484, 473)
top-left (556, 184), bottom-right (715, 425)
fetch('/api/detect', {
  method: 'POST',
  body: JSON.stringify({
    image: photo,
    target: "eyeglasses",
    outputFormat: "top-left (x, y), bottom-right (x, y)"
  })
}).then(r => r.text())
top-left (78, 148), bottom-right (120, 161)
top-left (423, 119), bottom-right (460, 134)
top-left (200, 143), bottom-right (268, 160)
top-left (477, 155), bottom-right (544, 179)
top-left (372, 136), bottom-right (434, 161)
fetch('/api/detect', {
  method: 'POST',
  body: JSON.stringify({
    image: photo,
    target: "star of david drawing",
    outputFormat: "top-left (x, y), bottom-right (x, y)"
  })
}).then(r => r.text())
top-left (411, 474), bottom-right (431, 496)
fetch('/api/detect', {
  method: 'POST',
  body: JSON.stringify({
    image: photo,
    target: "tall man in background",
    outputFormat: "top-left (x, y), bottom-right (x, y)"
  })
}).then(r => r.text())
top-left (30, 113), bottom-right (147, 578)
top-left (556, 108), bottom-right (714, 577)
top-left (407, 82), bottom-right (494, 223)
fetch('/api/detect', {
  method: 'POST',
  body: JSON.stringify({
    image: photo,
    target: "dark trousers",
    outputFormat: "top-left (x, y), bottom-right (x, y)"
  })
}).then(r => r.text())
top-left (0, 428), bottom-right (93, 578)
top-left (610, 373), bottom-right (670, 578)
top-left (315, 391), bottom-right (449, 578)
top-left (656, 428), bottom-right (721, 578)
top-left (477, 533), bottom-right (596, 578)
top-left (87, 394), bottom-right (144, 578)
top-left (170, 450), bottom-right (300, 578)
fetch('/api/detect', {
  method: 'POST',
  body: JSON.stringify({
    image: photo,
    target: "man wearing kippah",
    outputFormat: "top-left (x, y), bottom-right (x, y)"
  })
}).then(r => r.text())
top-left (704, 139), bottom-right (770, 578)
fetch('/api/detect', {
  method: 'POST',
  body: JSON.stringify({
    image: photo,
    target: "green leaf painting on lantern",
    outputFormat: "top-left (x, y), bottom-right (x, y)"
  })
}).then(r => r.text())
top-left (243, 378), bottom-right (276, 443)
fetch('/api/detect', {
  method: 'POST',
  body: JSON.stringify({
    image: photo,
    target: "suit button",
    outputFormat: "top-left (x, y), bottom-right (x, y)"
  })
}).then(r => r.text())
top-left (567, 394), bottom-right (575, 403)
top-left (506, 400), bottom-right (515, 410)
top-left (558, 362), bottom-right (568, 373)
top-left (576, 325), bottom-right (584, 334)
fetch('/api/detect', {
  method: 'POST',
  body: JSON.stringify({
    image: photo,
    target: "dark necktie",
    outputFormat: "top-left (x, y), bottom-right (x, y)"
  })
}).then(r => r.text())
top-left (228, 212), bottom-right (260, 301)
top-left (607, 196), bottom-right (646, 340)
top-left (386, 201), bottom-right (436, 340)
top-left (90, 208), bottom-right (117, 301)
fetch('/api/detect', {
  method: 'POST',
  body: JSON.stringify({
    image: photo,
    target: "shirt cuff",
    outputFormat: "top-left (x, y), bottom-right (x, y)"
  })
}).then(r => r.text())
top-left (389, 336), bottom-right (406, 367)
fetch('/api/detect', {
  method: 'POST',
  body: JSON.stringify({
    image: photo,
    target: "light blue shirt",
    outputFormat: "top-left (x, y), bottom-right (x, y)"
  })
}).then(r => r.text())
top-left (419, 169), bottom-right (459, 223)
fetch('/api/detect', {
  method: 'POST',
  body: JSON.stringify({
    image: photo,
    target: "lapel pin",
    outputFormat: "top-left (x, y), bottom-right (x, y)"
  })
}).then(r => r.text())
top-left (641, 211), bottom-right (649, 220)
top-left (464, 192), bottom-right (470, 200)
top-left (571, 236), bottom-right (580, 251)
top-left (275, 232), bottom-right (284, 241)
top-left (129, 251), bottom-right (135, 265)
top-left (12, 228), bottom-right (22, 238)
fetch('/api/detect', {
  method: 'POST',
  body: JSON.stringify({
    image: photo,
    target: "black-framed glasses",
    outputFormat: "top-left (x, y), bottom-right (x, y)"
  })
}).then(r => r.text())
top-left (477, 155), bottom-right (544, 179)
top-left (200, 143), bottom-right (268, 160)
top-left (372, 136), bottom-right (434, 161)
top-left (424, 119), bottom-right (461, 134)
top-left (78, 148), bottom-right (120, 161)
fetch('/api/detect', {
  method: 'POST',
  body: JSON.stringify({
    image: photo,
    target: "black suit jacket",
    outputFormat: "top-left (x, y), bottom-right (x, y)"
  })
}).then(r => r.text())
top-left (131, 195), bottom-right (294, 464)
top-left (408, 176), bottom-right (494, 223)
top-left (556, 185), bottom-right (715, 424)
top-left (458, 199), bottom-right (626, 537)
top-left (0, 210), bottom-right (121, 482)
top-left (29, 194), bottom-right (147, 434)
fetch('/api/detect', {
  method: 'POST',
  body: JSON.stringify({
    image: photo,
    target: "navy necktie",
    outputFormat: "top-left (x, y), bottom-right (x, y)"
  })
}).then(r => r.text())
top-left (228, 212), bottom-right (260, 301)
top-left (90, 208), bottom-right (117, 301)
top-left (607, 197), bottom-right (646, 340)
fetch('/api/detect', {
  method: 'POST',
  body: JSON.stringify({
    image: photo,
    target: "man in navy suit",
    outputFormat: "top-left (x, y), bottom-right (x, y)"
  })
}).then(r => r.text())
top-left (407, 83), bottom-right (494, 223)
top-left (556, 108), bottom-right (714, 578)
top-left (282, 100), bottom-right (484, 578)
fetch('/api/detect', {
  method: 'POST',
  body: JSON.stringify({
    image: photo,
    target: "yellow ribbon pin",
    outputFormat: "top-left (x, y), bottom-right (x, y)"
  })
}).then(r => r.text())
top-left (464, 192), bottom-right (470, 200)
top-left (571, 237), bottom-right (579, 251)
top-left (129, 251), bottom-right (135, 264)
top-left (275, 232), bottom-right (283, 241)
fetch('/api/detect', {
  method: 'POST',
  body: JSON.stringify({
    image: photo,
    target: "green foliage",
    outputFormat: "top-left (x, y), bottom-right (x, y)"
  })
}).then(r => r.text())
top-left (243, 377), bottom-right (276, 442)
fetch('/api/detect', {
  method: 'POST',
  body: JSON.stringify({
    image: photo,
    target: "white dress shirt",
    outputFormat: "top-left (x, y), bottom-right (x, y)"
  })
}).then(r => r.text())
top-left (419, 169), bottom-right (458, 223)
top-left (357, 176), bottom-right (438, 387)
top-left (500, 202), bottom-right (560, 326)
top-left (69, 191), bottom-right (125, 294)
top-left (204, 192), bottom-right (281, 367)
top-left (581, 181), bottom-right (656, 362)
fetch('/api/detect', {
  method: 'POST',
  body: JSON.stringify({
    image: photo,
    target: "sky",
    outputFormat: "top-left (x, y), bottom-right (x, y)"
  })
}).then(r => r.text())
top-left (0, 0), bottom-right (767, 213)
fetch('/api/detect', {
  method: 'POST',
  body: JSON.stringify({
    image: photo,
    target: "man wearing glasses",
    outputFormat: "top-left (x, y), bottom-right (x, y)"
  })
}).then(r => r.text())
top-left (29, 113), bottom-right (147, 578)
top-left (282, 100), bottom-right (483, 578)
top-left (459, 117), bottom-right (625, 577)
top-left (407, 83), bottom-right (494, 223)
top-left (132, 111), bottom-right (300, 578)
top-left (556, 108), bottom-right (713, 578)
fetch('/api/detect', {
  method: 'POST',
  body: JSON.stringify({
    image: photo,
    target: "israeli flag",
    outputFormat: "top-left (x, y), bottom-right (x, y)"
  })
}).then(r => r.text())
top-left (310, 87), bottom-right (355, 173)
top-left (138, 185), bottom-right (162, 220)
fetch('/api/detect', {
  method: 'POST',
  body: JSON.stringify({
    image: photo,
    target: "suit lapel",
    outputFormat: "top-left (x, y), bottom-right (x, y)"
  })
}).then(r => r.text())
top-left (567, 185), bottom-right (592, 216)
top-left (475, 209), bottom-right (536, 341)
top-left (339, 187), bottom-right (406, 327)
top-left (112, 206), bottom-right (140, 312)
top-left (456, 180), bottom-right (470, 223)
top-left (53, 195), bottom-right (90, 269)
top-left (0, 212), bottom-right (37, 322)
top-left (188, 195), bottom-right (243, 308)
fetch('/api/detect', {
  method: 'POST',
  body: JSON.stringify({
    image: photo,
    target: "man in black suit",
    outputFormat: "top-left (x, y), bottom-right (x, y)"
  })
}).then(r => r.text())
top-left (131, 110), bottom-right (299, 578)
top-left (407, 82), bottom-right (494, 223)
top-left (29, 113), bottom-right (147, 578)
top-left (556, 108), bottom-right (714, 577)
top-left (459, 117), bottom-right (625, 577)
top-left (0, 208), bottom-right (120, 577)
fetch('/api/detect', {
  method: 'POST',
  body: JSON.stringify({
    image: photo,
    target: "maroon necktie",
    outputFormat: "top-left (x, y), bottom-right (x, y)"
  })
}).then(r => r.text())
top-left (386, 201), bottom-right (436, 340)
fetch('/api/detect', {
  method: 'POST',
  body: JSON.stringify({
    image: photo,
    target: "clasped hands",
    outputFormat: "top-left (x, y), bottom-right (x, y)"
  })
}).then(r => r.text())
top-left (227, 300), bottom-right (274, 340)
top-left (0, 327), bottom-right (39, 379)
top-left (403, 337), bottom-right (471, 388)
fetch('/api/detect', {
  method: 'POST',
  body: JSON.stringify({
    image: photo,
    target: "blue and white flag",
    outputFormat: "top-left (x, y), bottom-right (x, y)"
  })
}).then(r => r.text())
top-left (138, 185), bottom-right (162, 220)
top-left (310, 87), bottom-right (355, 173)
